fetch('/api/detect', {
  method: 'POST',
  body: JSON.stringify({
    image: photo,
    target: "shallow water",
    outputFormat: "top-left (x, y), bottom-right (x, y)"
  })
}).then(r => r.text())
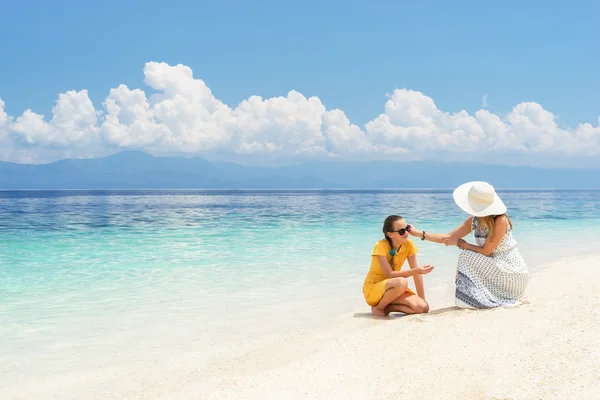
top-left (2, 189), bottom-right (600, 389)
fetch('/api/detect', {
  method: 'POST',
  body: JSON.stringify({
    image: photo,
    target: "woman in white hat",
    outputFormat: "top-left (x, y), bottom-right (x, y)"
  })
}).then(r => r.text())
top-left (408, 181), bottom-right (530, 308)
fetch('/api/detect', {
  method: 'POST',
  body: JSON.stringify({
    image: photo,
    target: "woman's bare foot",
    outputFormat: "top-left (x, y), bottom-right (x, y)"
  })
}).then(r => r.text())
top-left (371, 306), bottom-right (386, 317)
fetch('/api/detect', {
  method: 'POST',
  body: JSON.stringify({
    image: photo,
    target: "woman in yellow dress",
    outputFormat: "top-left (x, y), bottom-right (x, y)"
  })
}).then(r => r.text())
top-left (363, 215), bottom-right (434, 316)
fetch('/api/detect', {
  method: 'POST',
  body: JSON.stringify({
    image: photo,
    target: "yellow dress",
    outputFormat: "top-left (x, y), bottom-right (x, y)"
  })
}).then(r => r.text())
top-left (362, 239), bottom-right (418, 306)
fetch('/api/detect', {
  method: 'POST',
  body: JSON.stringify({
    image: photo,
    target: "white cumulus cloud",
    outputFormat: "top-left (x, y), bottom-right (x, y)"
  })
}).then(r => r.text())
top-left (9, 90), bottom-right (99, 148)
top-left (365, 89), bottom-right (600, 161)
top-left (1, 61), bottom-right (599, 166)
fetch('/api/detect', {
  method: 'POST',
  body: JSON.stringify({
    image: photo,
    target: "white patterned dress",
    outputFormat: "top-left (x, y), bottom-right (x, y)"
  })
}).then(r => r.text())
top-left (455, 217), bottom-right (530, 308)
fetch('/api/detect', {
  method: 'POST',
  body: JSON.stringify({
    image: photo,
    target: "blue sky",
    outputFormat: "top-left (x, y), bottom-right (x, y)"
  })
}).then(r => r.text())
top-left (0, 0), bottom-right (599, 166)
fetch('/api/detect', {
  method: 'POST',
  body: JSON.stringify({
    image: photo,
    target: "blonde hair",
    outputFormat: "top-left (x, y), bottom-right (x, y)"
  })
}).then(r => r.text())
top-left (477, 213), bottom-right (513, 241)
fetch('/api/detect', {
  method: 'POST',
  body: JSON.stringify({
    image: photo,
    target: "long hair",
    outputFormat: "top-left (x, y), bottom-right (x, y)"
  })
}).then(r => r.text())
top-left (477, 213), bottom-right (513, 240)
top-left (382, 215), bottom-right (403, 270)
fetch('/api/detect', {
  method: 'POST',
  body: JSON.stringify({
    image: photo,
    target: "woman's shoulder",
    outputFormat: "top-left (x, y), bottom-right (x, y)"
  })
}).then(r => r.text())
top-left (494, 214), bottom-right (509, 228)
top-left (373, 239), bottom-right (392, 252)
top-left (371, 239), bottom-right (392, 256)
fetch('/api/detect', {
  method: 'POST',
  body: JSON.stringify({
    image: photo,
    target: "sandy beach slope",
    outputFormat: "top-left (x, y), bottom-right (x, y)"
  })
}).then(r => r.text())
top-left (4, 255), bottom-right (599, 400)
top-left (188, 254), bottom-right (600, 400)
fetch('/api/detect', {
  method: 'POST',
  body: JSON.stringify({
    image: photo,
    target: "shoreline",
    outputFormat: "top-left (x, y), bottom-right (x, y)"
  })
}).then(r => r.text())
top-left (193, 254), bottom-right (600, 399)
top-left (173, 253), bottom-right (600, 399)
top-left (3, 253), bottom-right (599, 399)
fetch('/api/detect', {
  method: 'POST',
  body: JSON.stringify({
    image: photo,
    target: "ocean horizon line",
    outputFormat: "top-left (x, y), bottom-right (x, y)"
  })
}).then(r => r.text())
top-left (1, 187), bottom-right (600, 192)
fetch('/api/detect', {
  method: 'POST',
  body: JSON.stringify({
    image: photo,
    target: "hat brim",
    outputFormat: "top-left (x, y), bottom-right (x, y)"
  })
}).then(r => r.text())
top-left (452, 181), bottom-right (507, 217)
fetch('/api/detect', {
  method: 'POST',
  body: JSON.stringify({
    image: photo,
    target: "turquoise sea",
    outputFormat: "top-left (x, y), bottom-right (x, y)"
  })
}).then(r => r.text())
top-left (2, 189), bottom-right (600, 392)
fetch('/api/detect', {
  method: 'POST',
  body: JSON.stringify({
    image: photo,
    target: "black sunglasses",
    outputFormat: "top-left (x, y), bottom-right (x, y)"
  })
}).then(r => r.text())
top-left (390, 224), bottom-right (411, 236)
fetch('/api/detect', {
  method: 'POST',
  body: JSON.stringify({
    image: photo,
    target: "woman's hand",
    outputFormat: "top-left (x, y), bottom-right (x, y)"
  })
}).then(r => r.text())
top-left (416, 264), bottom-right (434, 275)
top-left (443, 235), bottom-right (458, 246)
top-left (408, 225), bottom-right (421, 237)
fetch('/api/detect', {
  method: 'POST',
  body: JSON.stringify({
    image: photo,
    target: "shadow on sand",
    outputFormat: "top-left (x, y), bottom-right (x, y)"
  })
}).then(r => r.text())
top-left (353, 306), bottom-right (463, 319)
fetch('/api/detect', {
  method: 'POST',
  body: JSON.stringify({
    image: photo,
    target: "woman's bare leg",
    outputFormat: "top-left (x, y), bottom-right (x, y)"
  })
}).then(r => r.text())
top-left (371, 277), bottom-right (409, 316)
top-left (384, 303), bottom-right (415, 315)
top-left (388, 292), bottom-right (430, 314)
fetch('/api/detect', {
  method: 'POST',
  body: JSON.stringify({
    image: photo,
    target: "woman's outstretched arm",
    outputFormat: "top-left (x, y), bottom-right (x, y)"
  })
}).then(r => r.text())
top-left (407, 226), bottom-right (448, 243)
top-left (409, 217), bottom-right (473, 245)
top-left (376, 256), bottom-right (434, 279)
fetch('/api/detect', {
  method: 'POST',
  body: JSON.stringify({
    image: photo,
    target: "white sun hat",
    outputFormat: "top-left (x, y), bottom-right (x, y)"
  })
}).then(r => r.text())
top-left (452, 181), bottom-right (507, 217)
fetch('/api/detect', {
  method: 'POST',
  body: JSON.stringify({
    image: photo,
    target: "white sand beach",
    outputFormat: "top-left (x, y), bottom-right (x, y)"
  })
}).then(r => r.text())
top-left (4, 254), bottom-right (600, 400)
top-left (177, 254), bottom-right (600, 400)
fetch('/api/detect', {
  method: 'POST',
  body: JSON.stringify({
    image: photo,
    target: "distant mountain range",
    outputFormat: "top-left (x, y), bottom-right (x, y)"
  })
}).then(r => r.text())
top-left (0, 151), bottom-right (599, 189)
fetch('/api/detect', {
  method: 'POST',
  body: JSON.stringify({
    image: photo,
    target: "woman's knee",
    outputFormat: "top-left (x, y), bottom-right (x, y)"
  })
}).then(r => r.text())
top-left (415, 301), bottom-right (430, 314)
